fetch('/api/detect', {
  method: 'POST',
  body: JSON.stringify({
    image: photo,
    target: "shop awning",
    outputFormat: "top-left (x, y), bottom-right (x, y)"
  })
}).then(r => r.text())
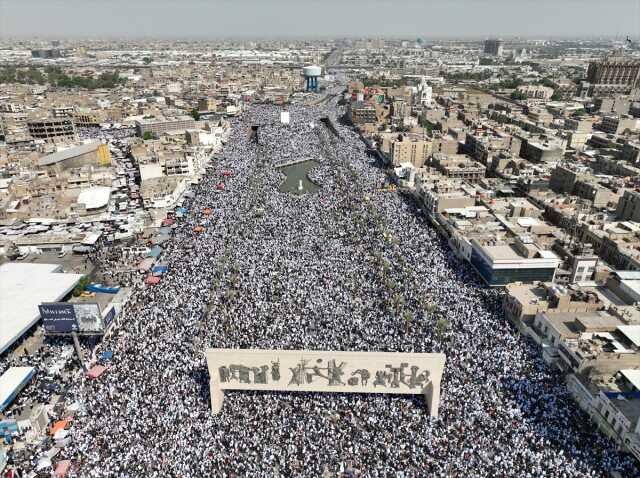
top-left (86, 365), bottom-right (106, 379)
top-left (147, 246), bottom-right (162, 258)
top-left (145, 276), bottom-right (161, 285)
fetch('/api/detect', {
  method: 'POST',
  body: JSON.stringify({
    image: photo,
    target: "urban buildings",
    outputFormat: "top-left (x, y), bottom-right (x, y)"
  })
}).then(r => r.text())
top-left (27, 117), bottom-right (77, 143)
top-left (135, 116), bottom-right (197, 137)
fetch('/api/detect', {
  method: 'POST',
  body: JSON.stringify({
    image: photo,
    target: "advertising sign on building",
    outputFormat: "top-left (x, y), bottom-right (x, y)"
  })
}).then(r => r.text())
top-left (74, 303), bottom-right (104, 333)
top-left (103, 306), bottom-right (116, 329)
top-left (206, 349), bottom-right (446, 417)
top-left (39, 303), bottom-right (78, 333)
top-left (39, 302), bottom-right (105, 334)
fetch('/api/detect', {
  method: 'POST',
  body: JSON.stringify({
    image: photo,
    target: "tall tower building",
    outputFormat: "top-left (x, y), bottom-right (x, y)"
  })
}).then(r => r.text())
top-left (484, 39), bottom-right (504, 57)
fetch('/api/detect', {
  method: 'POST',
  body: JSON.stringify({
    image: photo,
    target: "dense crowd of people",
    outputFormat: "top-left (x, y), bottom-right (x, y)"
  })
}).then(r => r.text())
top-left (3, 96), bottom-right (638, 476)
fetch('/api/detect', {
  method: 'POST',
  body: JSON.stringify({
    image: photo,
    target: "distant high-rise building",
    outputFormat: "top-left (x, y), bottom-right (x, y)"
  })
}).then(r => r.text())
top-left (483, 39), bottom-right (504, 57)
top-left (31, 49), bottom-right (62, 59)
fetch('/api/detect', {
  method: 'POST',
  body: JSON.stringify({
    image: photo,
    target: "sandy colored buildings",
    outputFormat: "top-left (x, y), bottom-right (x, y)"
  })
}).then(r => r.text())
top-left (27, 117), bottom-right (77, 143)
top-left (388, 134), bottom-right (431, 167)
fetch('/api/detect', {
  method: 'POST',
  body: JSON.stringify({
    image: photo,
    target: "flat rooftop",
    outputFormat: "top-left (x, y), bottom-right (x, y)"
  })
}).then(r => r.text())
top-left (0, 366), bottom-right (35, 412)
top-left (0, 263), bottom-right (84, 354)
top-left (483, 244), bottom-right (523, 261)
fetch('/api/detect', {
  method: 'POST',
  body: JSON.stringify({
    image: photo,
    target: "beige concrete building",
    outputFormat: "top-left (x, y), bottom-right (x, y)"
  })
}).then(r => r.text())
top-left (430, 153), bottom-right (485, 183)
top-left (503, 282), bottom-right (604, 326)
top-left (388, 134), bottom-right (431, 167)
top-left (516, 85), bottom-right (554, 100)
top-left (600, 114), bottom-right (640, 135)
top-left (27, 117), bottom-right (77, 143)
top-left (135, 116), bottom-right (196, 137)
top-left (348, 101), bottom-right (377, 125)
top-left (416, 176), bottom-right (476, 214)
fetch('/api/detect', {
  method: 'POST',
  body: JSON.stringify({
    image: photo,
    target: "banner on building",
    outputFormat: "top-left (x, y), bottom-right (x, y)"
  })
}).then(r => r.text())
top-left (40, 302), bottom-right (105, 334)
top-left (103, 306), bottom-right (116, 329)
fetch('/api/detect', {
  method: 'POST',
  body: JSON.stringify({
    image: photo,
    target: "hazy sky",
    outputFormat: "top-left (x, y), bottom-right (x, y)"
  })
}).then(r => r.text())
top-left (0, 0), bottom-right (639, 39)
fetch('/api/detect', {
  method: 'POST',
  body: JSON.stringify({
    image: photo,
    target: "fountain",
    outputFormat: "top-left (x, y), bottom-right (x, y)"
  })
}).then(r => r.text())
top-left (277, 160), bottom-right (321, 195)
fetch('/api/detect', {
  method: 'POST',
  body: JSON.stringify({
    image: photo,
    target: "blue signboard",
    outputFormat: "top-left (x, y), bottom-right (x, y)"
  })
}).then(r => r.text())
top-left (604, 390), bottom-right (640, 399)
top-left (39, 303), bottom-right (78, 333)
top-left (103, 306), bottom-right (116, 328)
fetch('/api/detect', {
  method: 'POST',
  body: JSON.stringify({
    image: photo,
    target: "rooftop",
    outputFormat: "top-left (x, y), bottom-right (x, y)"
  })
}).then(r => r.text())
top-left (77, 186), bottom-right (111, 210)
top-left (38, 142), bottom-right (102, 167)
top-left (0, 263), bottom-right (84, 354)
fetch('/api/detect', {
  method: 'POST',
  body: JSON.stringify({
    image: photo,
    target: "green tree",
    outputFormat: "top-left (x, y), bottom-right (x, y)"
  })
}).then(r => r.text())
top-left (143, 57), bottom-right (152, 65)
top-left (142, 131), bottom-right (154, 140)
top-left (403, 310), bottom-right (414, 333)
top-left (424, 302), bottom-right (438, 315)
top-left (72, 276), bottom-right (91, 297)
top-left (190, 109), bottom-right (201, 121)
top-left (435, 318), bottom-right (450, 340)
top-left (510, 90), bottom-right (528, 100)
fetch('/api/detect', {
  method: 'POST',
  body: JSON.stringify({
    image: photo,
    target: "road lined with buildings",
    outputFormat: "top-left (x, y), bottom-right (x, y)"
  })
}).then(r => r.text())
top-left (15, 98), bottom-right (627, 477)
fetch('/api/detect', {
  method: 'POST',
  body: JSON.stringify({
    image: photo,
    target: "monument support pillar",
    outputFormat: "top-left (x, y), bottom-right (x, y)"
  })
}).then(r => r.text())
top-left (423, 380), bottom-right (442, 418)
top-left (210, 377), bottom-right (224, 415)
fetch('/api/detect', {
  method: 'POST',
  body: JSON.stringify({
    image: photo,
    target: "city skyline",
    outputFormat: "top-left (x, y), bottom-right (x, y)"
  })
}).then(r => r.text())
top-left (1, 0), bottom-right (639, 39)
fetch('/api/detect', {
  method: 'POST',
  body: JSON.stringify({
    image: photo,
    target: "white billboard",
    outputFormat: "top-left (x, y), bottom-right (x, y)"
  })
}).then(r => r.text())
top-left (206, 349), bottom-right (446, 417)
top-left (280, 111), bottom-right (290, 124)
top-left (73, 303), bottom-right (104, 333)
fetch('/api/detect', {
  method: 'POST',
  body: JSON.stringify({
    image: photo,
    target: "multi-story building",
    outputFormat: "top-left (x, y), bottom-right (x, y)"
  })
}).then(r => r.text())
top-left (135, 116), bottom-right (197, 137)
top-left (599, 114), bottom-right (640, 135)
top-left (51, 106), bottom-right (74, 118)
top-left (588, 55), bottom-right (640, 88)
top-left (520, 138), bottom-right (565, 163)
top-left (583, 54), bottom-right (640, 96)
top-left (516, 85), bottom-right (554, 101)
top-left (503, 281), bottom-right (604, 327)
top-left (31, 49), bottom-right (61, 59)
top-left (483, 39), bottom-right (504, 57)
top-left (617, 190), bottom-right (640, 222)
top-left (622, 141), bottom-right (640, 164)
top-left (505, 272), bottom-right (640, 460)
top-left (73, 108), bottom-right (107, 128)
top-left (467, 236), bottom-right (561, 286)
top-left (27, 117), bottom-right (77, 143)
top-left (415, 176), bottom-right (475, 214)
top-left (465, 130), bottom-right (522, 165)
top-left (198, 97), bottom-right (218, 112)
top-left (430, 153), bottom-right (485, 183)
top-left (348, 101), bottom-right (377, 125)
top-left (388, 135), bottom-right (431, 167)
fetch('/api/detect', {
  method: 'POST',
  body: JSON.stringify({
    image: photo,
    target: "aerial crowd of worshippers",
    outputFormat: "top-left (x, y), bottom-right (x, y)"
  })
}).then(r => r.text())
top-left (2, 94), bottom-right (639, 477)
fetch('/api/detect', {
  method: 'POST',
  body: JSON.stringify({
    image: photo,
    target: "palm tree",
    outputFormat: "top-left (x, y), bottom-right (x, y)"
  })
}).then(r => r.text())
top-left (403, 310), bottom-right (414, 334)
top-left (425, 301), bottom-right (438, 315)
top-left (435, 318), bottom-right (450, 341)
top-left (393, 293), bottom-right (405, 315)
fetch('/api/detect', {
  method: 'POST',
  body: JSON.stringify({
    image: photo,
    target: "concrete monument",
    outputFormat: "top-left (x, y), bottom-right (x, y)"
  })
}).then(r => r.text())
top-left (205, 349), bottom-right (446, 417)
